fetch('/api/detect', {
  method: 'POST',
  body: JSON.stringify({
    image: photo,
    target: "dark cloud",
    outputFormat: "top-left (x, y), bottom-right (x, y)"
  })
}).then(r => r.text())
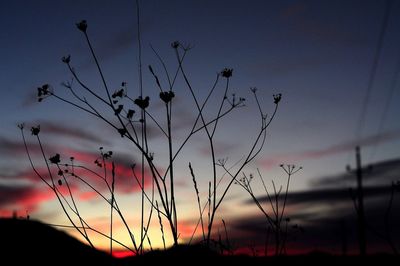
top-left (77, 27), bottom-right (136, 69)
top-left (38, 120), bottom-right (108, 145)
top-left (312, 158), bottom-right (400, 188)
top-left (76, 21), bottom-right (151, 69)
top-left (246, 157), bottom-right (400, 213)
top-left (0, 136), bottom-right (29, 155)
top-left (245, 185), bottom-right (392, 207)
top-left (0, 168), bottom-right (40, 183)
top-left (260, 130), bottom-right (400, 168)
top-left (0, 183), bottom-right (54, 213)
top-left (0, 121), bottom-right (107, 157)
top-left (0, 184), bottom-right (35, 206)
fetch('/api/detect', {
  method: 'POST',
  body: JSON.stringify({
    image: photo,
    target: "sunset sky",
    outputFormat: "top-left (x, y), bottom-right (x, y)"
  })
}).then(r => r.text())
top-left (1, 0), bottom-right (400, 256)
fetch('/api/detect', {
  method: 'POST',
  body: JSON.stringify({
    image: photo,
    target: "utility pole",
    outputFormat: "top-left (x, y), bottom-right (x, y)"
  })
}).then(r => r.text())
top-left (348, 146), bottom-right (367, 256)
top-left (356, 146), bottom-right (367, 256)
top-left (340, 220), bottom-right (347, 256)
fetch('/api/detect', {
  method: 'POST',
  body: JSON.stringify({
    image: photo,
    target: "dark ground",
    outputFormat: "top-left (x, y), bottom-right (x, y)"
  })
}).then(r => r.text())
top-left (1, 218), bottom-right (398, 265)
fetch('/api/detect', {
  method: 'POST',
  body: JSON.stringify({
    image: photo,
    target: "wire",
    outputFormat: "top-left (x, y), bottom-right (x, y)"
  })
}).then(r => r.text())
top-left (346, 0), bottom-right (392, 166)
top-left (368, 53), bottom-right (400, 162)
top-left (354, 0), bottom-right (392, 140)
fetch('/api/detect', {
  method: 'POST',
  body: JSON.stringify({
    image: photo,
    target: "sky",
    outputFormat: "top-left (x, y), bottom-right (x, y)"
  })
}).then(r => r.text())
top-left (1, 0), bottom-right (400, 256)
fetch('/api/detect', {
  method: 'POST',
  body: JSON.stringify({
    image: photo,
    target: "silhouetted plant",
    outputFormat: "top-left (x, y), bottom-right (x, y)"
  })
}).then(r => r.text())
top-left (227, 165), bottom-right (302, 256)
top-left (186, 85), bottom-right (280, 247)
top-left (18, 123), bottom-right (96, 249)
top-left (20, 15), bottom-right (281, 254)
top-left (221, 219), bottom-right (233, 255)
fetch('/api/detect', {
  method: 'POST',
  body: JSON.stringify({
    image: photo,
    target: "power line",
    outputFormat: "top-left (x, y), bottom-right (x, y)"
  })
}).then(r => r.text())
top-left (346, 0), bottom-right (392, 165)
top-left (368, 53), bottom-right (400, 162)
top-left (354, 0), bottom-right (392, 140)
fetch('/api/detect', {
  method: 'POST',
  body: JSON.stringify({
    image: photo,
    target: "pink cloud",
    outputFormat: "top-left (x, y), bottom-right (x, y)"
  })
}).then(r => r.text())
top-left (0, 184), bottom-right (55, 214)
top-left (77, 191), bottom-right (98, 201)
top-left (52, 148), bottom-right (152, 194)
top-left (177, 220), bottom-right (198, 239)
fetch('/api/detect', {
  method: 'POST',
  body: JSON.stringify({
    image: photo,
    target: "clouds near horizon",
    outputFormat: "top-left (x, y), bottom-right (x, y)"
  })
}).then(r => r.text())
top-left (225, 157), bottom-right (400, 254)
top-left (259, 129), bottom-right (400, 169)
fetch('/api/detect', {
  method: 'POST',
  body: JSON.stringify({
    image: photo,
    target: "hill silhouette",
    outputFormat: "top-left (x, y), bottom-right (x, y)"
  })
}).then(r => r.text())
top-left (0, 218), bottom-right (113, 265)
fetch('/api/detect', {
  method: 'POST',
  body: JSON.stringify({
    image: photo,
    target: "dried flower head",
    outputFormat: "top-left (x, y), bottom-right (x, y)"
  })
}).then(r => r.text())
top-left (76, 20), bottom-right (87, 32)
top-left (103, 151), bottom-right (113, 159)
top-left (94, 159), bottom-right (102, 168)
top-left (159, 91), bottom-right (175, 104)
top-left (280, 163), bottom-right (302, 175)
top-left (37, 84), bottom-right (52, 102)
top-left (112, 89), bottom-right (125, 99)
top-left (134, 96), bottom-right (150, 109)
top-left (221, 68), bottom-right (233, 78)
top-left (273, 93), bottom-right (282, 104)
top-left (217, 158), bottom-right (228, 167)
top-left (49, 154), bottom-right (61, 164)
top-left (171, 41), bottom-right (180, 49)
top-left (62, 55), bottom-right (71, 64)
top-left (127, 109), bottom-right (135, 120)
top-left (114, 104), bottom-right (123, 115)
top-left (31, 126), bottom-right (40, 136)
top-left (117, 128), bottom-right (127, 137)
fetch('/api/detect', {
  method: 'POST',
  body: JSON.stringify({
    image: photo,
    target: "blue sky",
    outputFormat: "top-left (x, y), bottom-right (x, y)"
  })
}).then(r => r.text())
top-left (1, 0), bottom-right (399, 255)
